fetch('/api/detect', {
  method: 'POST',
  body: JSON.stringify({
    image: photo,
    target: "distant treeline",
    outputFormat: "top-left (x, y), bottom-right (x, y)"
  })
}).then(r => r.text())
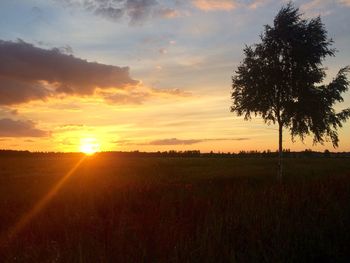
top-left (0, 149), bottom-right (349, 158)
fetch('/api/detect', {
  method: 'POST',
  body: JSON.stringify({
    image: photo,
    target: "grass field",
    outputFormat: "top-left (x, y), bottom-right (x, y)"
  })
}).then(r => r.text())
top-left (0, 154), bottom-right (350, 262)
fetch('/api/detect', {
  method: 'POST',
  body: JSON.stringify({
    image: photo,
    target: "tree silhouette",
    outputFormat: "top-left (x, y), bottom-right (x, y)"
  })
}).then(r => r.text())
top-left (231, 3), bottom-right (350, 178)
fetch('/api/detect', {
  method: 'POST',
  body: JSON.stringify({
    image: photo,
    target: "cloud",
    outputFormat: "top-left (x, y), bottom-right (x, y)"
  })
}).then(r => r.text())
top-left (103, 87), bottom-right (192, 105)
top-left (58, 124), bottom-right (85, 128)
top-left (0, 77), bottom-right (51, 105)
top-left (0, 107), bottom-right (18, 117)
top-left (112, 139), bottom-right (134, 146)
top-left (104, 90), bottom-right (151, 104)
top-left (191, 0), bottom-right (268, 11)
top-left (300, 0), bottom-right (350, 16)
top-left (246, 0), bottom-right (268, 9)
top-left (192, 0), bottom-right (237, 11)
top-left (0, 55), bottom-right (193, 108)
top-left (36, 41), bottom-right (74, 55)
top-left (0, 39), bottom-right (138, 105)
top-left (58, 138), bottom-right (76, 146)
top-left (159, 48), bottom-right (168, 54)
top-left (57, 0), bottom-right (271, 22)
top-left (24, 139), bottom-right (35, 142)
top-left (148, 137), bottom-right (250, 145)
top-left (55, 124), bottom-right (87, 132)
top-left (148, 138), bottom-right (249, 145)
top-left (151, 88), bottom-right (192, 97)
top-left (126, 0), bottom-right (163, 24)
top-left (338, 0), bottom-right (350, 6)
top-left (300, 0), bottom-right (332, 16)
top-left (59, 0), bottom-right (179, 24)
top-left (149, 138), bottom-right (203, 145)
top-left (115, 137), bottom-right (250, 146)
top-left (0, 118), bottom-right (49, 137)
top-left (156, 8), bottom-right (179, 18)
top-left (94, 6), bottom-right (125, 21)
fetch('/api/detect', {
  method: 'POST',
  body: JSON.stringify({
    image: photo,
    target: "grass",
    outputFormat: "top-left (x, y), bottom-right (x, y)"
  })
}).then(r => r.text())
top-left (0, 154), bottom-right (349, 262)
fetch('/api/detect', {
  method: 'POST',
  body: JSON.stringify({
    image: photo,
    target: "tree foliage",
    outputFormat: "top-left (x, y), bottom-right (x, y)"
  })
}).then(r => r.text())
top-left (231, 3), bottom-right (350, 147)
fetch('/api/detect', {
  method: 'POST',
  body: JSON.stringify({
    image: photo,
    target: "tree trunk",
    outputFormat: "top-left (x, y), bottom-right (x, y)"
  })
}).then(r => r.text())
top-left (278, 122), bottom-right (283, 180)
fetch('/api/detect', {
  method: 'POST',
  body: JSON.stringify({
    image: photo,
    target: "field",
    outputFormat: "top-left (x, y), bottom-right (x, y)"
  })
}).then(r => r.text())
top-left (0, 154), bottom-right (350, 262)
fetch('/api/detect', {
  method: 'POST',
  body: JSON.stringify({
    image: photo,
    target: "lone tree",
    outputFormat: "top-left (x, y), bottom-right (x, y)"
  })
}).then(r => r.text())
top-left (231, 3), bottom-right (350, 178)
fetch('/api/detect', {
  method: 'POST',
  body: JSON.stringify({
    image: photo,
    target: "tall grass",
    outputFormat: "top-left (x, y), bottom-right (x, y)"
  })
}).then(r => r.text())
top-left (0, 155), bottom-right (349, 262)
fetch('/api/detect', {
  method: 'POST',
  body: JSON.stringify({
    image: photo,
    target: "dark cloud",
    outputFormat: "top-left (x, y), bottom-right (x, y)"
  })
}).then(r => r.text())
top-left (149, 138), bottom-right (202, 145)
top-left (114, 137), bottom-right (250, 146)
top-left (0, 77), bottom-right (51, 105)
top-left (211, 137), bottom-right (250, 142)
top-left (0, 118), bottom-right (50, 137)
top-left (56, 45), bottom-right (74, 55)
top-left (36, 41), bottom-right (74, 55)
top-left (94, 6), bottom-right (125, 21)
top-left (0, 39), bottom-right (138, 105)
top-left (149, 137), bottom-right (250, 145)
top-left (58, 0), bottom-right (179, 24)
top-left (125, 0), bottom-right (159, 24)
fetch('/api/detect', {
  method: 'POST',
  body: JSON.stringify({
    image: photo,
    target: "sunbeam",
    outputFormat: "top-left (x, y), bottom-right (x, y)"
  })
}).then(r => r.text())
top-left (1, 155), bottom-right (87, 245)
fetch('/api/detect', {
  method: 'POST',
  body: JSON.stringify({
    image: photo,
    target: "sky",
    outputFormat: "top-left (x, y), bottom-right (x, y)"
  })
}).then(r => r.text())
top-left (0, 0), bottom-right (349, 153)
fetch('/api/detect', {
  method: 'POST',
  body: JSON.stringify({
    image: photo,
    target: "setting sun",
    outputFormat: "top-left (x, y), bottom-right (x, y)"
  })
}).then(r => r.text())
top-left (79, 138), bottom-right (100, 155)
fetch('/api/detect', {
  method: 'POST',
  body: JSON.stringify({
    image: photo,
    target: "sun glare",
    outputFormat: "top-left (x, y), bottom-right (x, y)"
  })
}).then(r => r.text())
top-left (80, 138), bottom-right (100, 155)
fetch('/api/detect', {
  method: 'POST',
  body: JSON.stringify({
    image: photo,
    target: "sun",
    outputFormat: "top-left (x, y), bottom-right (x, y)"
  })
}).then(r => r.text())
top-left (79, 138), bottom-right (100, 155)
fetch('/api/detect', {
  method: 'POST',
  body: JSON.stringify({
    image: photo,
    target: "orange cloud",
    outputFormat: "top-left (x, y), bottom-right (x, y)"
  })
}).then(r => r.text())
top-left (157, 8), bottom-right (180, 18)
top-left (192, 0), bottom-right (269, 11)
top-left (338, 0), bottom-right (350, 6)
top-left (192, 0), bottom-right (237, 11)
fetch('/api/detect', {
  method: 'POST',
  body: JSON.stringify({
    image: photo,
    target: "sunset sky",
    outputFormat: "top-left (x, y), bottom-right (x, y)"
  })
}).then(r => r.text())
top-left (0, 0), bottom-right (349, 153)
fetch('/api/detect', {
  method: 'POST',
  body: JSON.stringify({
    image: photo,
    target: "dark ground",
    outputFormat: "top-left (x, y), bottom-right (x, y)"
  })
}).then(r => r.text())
top-left (0, 154), bottom-right (349, 262)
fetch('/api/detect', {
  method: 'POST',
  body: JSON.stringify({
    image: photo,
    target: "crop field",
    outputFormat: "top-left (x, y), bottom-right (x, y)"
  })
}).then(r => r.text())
top-left (0, 154), bottom-right (350, 262)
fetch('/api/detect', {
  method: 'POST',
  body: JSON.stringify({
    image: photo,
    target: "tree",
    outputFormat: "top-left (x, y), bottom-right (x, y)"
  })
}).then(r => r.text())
top-left (231, 3), bottom-right (350, 178)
